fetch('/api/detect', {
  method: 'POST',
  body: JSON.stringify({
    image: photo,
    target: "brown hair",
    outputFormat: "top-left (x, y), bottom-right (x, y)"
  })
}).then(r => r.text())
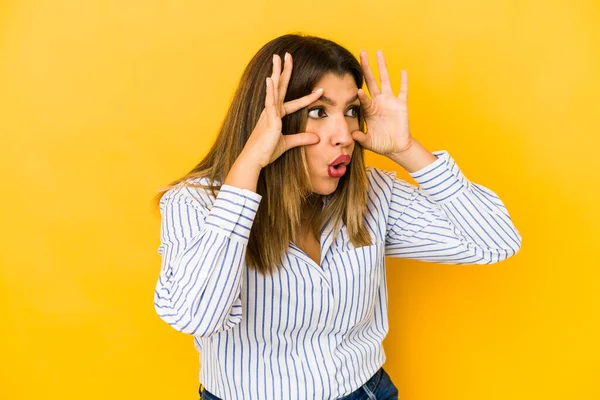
top-left (156, 34), bottom-right (371, 274)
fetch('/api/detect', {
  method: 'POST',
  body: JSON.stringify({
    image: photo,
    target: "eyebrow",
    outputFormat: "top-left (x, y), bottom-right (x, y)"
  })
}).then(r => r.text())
top-left (317, 94), bottom-right (359, 106)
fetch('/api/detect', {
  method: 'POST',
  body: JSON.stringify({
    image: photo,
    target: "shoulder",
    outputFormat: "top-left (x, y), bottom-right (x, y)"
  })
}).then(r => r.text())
top-left (365, 166), bottom-right (419, 207)
top-left (365, 166), bottom-right (421, 193)
top-left (160, 176), bottom-right (222, 213)
top-left (365, 166), bottom-right (398, 193)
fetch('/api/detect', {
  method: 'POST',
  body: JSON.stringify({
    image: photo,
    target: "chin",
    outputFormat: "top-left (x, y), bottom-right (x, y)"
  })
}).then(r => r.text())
top-left (310, 178), bottom-right (340, 196)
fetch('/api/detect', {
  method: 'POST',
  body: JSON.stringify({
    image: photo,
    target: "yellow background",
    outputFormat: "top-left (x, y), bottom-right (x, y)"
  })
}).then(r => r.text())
top-left (1, 0), bottom-right (599, 399)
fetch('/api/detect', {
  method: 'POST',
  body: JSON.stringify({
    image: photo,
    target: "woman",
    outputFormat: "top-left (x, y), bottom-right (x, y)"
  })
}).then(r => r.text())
top-left (154, 34), bottom-right (522, 400)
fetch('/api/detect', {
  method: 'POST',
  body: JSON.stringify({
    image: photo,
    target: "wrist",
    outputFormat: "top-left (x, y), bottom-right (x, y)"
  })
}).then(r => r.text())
top-left (236, 149), bottom-right (265, 172)
top-left (387, 139), bottom-right (438, 173)
top-left (223, 151), bottom-right (263, 192)
top-left (387, 138), bottom-right (416, 165)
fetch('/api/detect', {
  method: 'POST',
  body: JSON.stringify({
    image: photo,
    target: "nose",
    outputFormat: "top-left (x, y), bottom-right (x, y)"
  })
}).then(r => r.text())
top-left (328, 115), bottom-right (354, 147)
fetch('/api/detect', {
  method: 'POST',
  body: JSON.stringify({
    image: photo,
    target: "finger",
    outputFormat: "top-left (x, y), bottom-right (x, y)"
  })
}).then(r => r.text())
top-left (350, 130), bottom-right (371, 148)
top-left (281, 88), bottom-right (324, 116)
top-left (376, 50), bottom-right (393, 95)
top-left (398, 69), bottom-right (408, 100)
top-left (278, 52), bottom-right (292, 103)
top-left (283, 132), bottom-right (320, 151)
top-left (359, 50), bottom-right (380, 97)
top-left (265, 77), bottom-right (277, 120)
top-left (357, 88), bottom-right (372, 113)
top-left (271, 54), bottom-right (282, 106)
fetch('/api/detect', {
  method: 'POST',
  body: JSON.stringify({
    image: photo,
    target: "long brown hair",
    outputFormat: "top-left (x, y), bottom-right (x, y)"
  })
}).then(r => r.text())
top-left (156, 34), bottom-right (371, 274)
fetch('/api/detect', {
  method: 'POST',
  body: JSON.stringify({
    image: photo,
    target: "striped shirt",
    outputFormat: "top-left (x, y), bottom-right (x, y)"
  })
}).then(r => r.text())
top-left (154, 150), bottom-right (522, 400)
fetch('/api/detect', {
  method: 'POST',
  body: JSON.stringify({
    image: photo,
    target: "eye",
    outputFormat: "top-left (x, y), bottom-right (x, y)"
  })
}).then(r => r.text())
top-left (345, 105), bottom-right (360, 118)
top-left (308, 107), bottom-right (327, 119)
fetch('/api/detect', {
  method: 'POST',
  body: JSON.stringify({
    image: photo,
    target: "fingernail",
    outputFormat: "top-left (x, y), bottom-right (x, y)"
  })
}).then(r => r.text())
top-left (266, 77), bottom-right (269, 87)
top-left (284, 52), bottom-right (290, 62)
top-left (273, 54), bottom-right (276, 63)
top-left (312, 88), bottom-right (323, 93)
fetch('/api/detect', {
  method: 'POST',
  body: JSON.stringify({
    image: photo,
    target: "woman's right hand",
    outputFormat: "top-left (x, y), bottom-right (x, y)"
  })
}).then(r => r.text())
top-left (241, 52), bottom-right (324, 169)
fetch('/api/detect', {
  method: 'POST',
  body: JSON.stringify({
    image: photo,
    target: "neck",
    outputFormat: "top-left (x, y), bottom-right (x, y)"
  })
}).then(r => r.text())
top-left (300, 194), bottom-right (322, 231)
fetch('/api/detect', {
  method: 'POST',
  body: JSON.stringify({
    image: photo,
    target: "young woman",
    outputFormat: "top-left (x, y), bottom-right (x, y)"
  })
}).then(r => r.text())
top-left (154, 34), bottom-right (522, 400)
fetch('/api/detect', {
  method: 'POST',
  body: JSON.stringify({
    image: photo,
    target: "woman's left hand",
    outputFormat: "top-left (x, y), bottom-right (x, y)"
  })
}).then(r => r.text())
top-left (352, 50), bottom-right (414, 157)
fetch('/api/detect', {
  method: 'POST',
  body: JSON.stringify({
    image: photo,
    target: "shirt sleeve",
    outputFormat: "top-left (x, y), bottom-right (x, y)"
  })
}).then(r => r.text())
top-left (383, 150), bottom-right (522, 264)
top-left (154, 183), bottom-right (261, 336)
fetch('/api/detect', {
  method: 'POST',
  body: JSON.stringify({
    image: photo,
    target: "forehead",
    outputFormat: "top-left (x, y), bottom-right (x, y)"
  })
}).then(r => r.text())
top-left (312, 73), bottom-right (358, 97)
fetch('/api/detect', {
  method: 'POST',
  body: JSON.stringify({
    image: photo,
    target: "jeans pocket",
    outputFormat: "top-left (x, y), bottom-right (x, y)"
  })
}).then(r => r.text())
top-left (374, 369), bottom-right (399, 400)
top-left (199, 387), bottom-right (221, 400)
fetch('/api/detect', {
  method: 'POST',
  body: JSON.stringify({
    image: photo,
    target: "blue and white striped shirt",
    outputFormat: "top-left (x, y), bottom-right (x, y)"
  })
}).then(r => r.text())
top-left (154, 150), bottom-right (521, 399)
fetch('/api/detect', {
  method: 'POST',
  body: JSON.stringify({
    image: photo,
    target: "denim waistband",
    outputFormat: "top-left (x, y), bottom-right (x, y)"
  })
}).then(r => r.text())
top-left (338, 367), bottom-right (383, 399)
top-left (199, 367), bottom-right (384, 399)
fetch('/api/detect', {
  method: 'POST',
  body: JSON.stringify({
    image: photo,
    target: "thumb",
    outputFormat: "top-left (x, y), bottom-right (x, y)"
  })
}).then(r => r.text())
top-left (283, 132), bottom-right (320, 151)
top-left (351, 130), bottom-right (370, 148)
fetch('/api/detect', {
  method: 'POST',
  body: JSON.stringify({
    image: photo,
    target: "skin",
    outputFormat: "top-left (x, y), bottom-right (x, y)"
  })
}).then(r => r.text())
top-left (225, 49), bottom-right (436, 194)
top-left (304, 73), bottom-right (360, 196)
top-left (354, 50), bottom-right (438, 172)
top-left (223, 49), bottom-right (439, 264)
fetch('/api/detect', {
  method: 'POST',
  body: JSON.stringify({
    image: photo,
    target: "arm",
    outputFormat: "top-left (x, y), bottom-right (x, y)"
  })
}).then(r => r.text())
top-left (382, 150), bottom-right (522, 264)
top-left (355, 51), bottom-right (521, 263)
top-left (154, 182), bottom-right (261, 336)
top-left (154, 52), bottom-right (322, 335)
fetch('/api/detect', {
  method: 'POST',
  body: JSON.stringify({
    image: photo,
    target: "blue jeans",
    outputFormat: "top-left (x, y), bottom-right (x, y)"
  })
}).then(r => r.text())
top-left (199, 368), bottom-right (399, 399)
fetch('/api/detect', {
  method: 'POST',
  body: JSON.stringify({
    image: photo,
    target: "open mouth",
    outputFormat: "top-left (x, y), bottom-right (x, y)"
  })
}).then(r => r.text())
top-left (328, 155), bottom-right (351, 178)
